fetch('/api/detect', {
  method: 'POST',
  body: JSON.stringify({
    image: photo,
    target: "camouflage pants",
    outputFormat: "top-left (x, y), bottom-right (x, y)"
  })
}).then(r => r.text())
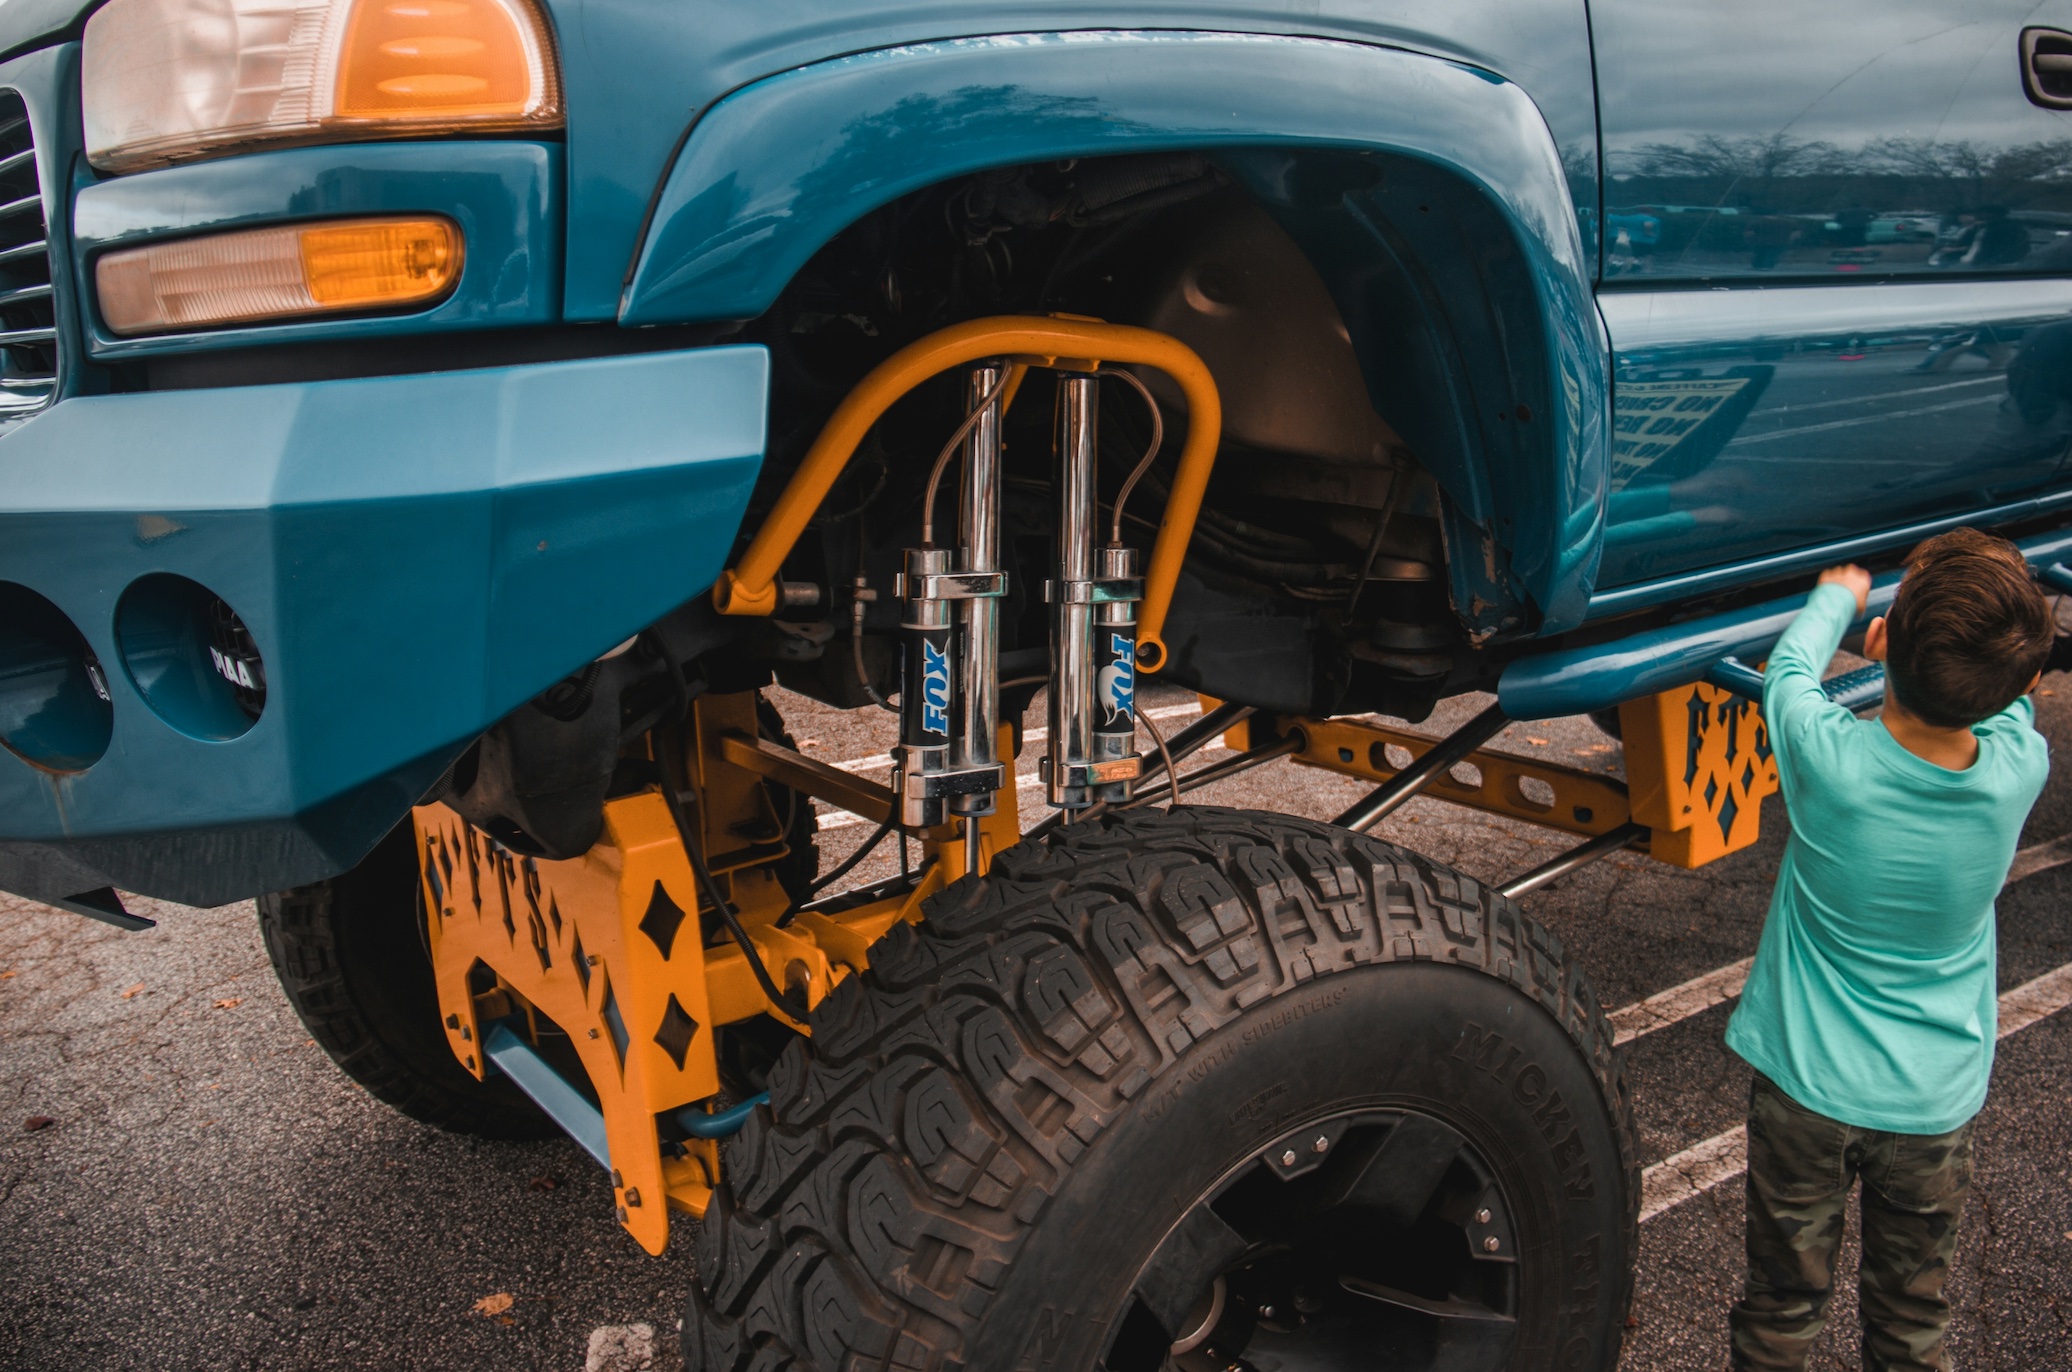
top-left (1731, 1073), bottom-right (1974, 1372)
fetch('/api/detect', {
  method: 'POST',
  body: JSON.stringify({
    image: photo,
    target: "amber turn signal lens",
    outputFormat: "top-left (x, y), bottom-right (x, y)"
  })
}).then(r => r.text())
top-left (97, 217), bottom-right (461, 337)
top-left (338, 0), bottom-right (558, 121)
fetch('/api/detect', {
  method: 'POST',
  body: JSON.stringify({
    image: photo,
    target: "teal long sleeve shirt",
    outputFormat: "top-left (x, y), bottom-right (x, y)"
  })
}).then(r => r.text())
top-left (1723, 582), bottom-right (2050, 1133)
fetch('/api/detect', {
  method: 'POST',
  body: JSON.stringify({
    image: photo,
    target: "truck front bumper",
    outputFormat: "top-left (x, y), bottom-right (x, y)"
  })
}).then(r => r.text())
top-left (0, 346), bottom-right (767, 907)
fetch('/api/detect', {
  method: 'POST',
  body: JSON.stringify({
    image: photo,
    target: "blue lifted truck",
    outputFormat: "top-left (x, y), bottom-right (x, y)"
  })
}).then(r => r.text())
top-left (4, 1), bottom-right (2072, 1367)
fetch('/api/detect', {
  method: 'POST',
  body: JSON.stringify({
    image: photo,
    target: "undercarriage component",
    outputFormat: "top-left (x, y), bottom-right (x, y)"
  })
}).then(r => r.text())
top-left (711, 314), bottom-right (1220, 675)
top-left (892, 362), bottom-right (1009, 837)
top-left (261, 822), bottom-right (557, 1142)
top-left (1498, 821), bottom-right (1649, 900)
top-left (414, 690), bottom-right (1017, 1253)
top-left (1618, 682), bottom-right (1779, 868)
top-left (1331, 702), bottom-right (1514, 833)
top-left (409, 316), bottom-right (1229, 1254)
top-left (1046, 370), bottom-right (1143, 809)
top-left (1262, 677), bottom-right (1783, 886)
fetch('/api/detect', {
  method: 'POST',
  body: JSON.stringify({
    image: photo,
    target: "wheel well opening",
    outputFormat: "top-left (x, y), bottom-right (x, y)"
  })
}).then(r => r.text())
top-left (727, 151), bottom-right (1490, 722)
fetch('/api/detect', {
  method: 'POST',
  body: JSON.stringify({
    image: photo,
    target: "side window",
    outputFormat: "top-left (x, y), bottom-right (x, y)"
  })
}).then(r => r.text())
top-left (1594, 5), bottom-right (2072, 282)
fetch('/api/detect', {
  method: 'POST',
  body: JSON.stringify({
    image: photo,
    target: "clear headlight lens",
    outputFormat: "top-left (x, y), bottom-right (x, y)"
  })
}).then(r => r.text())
top-left (97, 215), bottom-right (461, 334)
top-left (83, 0), bottom-right (562, 175)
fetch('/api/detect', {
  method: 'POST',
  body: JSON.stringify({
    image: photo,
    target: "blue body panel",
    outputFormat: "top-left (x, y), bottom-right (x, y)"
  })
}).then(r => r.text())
top-left (625, 30), bottom-right (1606, 634)
top-left (0, 347), bottom-right (767, 904)
top-left (72, 141), bottom-right (564, 356)
top-left (1595, 281), bottom-right (2072, 613)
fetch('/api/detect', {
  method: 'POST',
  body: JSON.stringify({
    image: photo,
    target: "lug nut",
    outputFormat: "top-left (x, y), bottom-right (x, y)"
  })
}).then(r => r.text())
top-left (1484, 1236), bottom-right (1501, 1252)
top-left (1311, 1135), bottom-right (1328, 1154)
top-left (1280, 1149), bottom-right (1297, 1166)
top-left (1475, 1208), bottom-right (1492, 1224)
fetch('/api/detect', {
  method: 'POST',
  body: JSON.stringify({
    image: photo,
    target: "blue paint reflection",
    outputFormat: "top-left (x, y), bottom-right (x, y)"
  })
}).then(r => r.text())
top-left (1599, 282), bottom-right (2072, 588)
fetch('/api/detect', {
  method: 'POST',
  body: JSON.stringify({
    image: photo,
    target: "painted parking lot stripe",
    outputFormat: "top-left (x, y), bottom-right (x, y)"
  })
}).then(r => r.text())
top-left (1610, 958), bottom-right (1754, 1047)
top-left (823, 701), bottom-right (1205, 775)
top-left (814, 736), bottom-right (1235, 831)
top-left (2006, 831), bottom-right (2072, 884)
top-left (1638, 960), bottom-right (2072, 1223)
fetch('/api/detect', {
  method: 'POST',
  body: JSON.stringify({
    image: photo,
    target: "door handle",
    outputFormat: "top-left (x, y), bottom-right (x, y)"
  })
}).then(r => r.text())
top-left (2023, 27), bottom-right (2072, 109)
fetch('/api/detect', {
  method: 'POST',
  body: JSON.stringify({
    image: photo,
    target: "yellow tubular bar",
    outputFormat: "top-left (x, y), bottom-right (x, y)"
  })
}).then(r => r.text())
top-left (712, 315), bottom-right (1222, 673)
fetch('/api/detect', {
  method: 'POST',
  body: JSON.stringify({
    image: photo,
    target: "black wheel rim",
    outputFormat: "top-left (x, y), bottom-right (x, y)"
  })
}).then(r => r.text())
top-left (1104, 1108), bottom-right (1521, 1371)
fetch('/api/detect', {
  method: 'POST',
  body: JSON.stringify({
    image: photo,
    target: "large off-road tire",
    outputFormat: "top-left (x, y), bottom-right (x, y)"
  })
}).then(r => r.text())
top-left (684, 806), bottom-right (1639, 1372)
top-left (259, 821), bottom-right (556, 1140)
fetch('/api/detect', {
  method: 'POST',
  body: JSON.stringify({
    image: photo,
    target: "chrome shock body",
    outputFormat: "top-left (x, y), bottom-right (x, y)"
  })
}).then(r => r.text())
top-left (1045, 373), bottom-right (1143, 812)
top-left (895, 364), bottom-right (1146, 853)
top-left (891, 364), bottom-right (1009, 861)
top-left (949, 363), bottom-right (1008, 872)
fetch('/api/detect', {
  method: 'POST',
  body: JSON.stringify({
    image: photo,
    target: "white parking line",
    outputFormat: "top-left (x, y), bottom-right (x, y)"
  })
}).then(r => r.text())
top-left (814, 737), bottom-right (1232, 831)
top-left (2007, 832), bottom-right (2072, 884)
top-left (821, 701), bottom-right (1206, 775)
top-left (1609, 958), bottom-right (1754, 1046)
top-left (1638, 960), bottom-right (2072, 1222)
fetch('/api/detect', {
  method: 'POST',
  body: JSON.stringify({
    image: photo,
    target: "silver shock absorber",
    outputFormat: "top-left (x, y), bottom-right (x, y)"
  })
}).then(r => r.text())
top-left (893, 543), bottom-right (955, 829)
top-left (891, 364), bottom-right (1008, 845)
top-left (948, 362), bottom-right (1008, 872)
top-left (1091, 541), bottom-right (1141, 805)
top-left (1046, 372), bottom-right (1142, 811)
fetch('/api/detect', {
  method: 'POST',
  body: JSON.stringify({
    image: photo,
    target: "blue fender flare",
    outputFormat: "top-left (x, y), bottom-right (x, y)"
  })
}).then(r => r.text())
top-left (622, 29), bottom-right (1608, 634)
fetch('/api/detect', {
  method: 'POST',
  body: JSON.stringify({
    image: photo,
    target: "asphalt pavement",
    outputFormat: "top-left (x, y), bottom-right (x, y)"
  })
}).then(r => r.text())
top-left (5, 673), bottom-right (2072, 1371)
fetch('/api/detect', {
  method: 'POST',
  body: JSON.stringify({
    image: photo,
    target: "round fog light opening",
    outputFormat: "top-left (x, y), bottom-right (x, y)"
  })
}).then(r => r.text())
top-left (0, 583), bottom-right (114, 772)
top-left (115, 574), bottom-right (265, 740)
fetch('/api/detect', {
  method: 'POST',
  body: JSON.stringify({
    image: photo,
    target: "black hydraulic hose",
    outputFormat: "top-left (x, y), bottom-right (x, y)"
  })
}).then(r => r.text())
top-left (654, 727), bottom-right (810, 1022)
top-left (775, 813), bottom-right (897, 927)
top-left (1134, 704), bottom-right (1180, 810)
top-left (1106, 369), bottom-right (1165, 545)
top-left (683, 832), bottom-right (811, 1023)
top-left (1115, 732), bottom-right (1302, 810)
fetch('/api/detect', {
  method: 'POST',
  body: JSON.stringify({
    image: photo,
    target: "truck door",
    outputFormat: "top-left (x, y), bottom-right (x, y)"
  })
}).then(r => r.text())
top-left (1588, 2), bottom-right (2072, 607)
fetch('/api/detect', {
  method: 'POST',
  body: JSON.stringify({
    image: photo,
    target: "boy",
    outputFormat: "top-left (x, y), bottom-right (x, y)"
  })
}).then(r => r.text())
top-left (1726, 528), bottom-right (2055, 1372)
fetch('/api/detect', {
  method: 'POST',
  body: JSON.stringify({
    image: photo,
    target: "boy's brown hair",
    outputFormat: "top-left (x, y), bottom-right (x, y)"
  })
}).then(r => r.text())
top-left (1886, 528), bottom-right (2053, 728)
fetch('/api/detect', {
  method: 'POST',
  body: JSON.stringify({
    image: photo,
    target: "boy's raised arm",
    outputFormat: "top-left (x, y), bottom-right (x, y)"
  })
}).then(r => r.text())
top-left (1761, 566), bottom-right (1868, 773)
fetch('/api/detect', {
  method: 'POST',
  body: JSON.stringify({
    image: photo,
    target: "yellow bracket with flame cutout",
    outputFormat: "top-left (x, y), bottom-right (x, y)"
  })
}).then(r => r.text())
top-left (416, 695), bottom-right (1021, 1253)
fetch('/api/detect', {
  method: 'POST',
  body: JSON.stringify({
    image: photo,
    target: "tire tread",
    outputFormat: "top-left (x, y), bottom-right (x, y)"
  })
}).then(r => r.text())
top-left (687, 806), bottom-right (1640, 1371)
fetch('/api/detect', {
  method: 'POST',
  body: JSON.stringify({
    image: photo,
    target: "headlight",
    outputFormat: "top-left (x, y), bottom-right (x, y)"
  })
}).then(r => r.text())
top-left (83, 0), bottom-right (562, 174)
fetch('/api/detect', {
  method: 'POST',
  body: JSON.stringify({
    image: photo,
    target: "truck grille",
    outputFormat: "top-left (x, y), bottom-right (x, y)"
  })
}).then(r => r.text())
top-left (0, 92), bottom-right (55, 418)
